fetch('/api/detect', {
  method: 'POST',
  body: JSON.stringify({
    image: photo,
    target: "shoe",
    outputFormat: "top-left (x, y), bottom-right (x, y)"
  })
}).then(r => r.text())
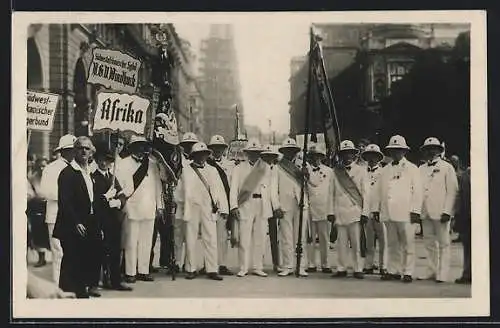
top-left (219, 266), bottom-right (234, 276)
top-left (124, 275), bottom-right (136, 284)
top-left (136, 274), bottom-right (154, 282)
top-left (185, 272), bottom-right (196, 280)
top-left (381, 273), bottom-right (392, 281)
top-left (298, 269), bottom-right (308, 277)
top-left (363, 268), bottom-right (374, 275)
top-left (417, 274), bottom-right (436, 281)
top-left (353, 272), bottom-right (364, 279)
top-left (306, 267), bottom-right (317, 273)
top-left (207, 272), bottom-right (223, 281)
top-left (321, 268), bottom-right (333, 274)
top-left (392, 274), bottom-right (402, 280)
top-left (402, 275), bottom-right (413, 283)
top-left (436, 279), bottom-right (445, 283)
top-left (278, 269), bottom-right (293, 277)
top-left (34, 259), bottom-right (47, 268)
top-left (237, 270), bottom-right (248, 277)
top-left (379, 269), bottom-right (388, 276)
top-left (455, 277), bottom-right (471, 284)
top-left (332, 271), bottom-right (347, 278)
top-left (112, 284), bottom-right (133, 291)
top-left (88, 287), bottom-right (101, 297)
top-left (76, 292), bottom-right (90, 299)
top-left (252, 270), bottom-right (268, 277)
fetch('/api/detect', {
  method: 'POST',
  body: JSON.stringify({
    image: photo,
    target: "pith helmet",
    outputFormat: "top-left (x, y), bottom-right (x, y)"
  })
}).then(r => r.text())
top-left (420, 137), bottom-right (444, 151)
top-left (190, 142), bottom-right (212, 156)
top-left (208, 135), bottom-right (227, 147)
top-left (244, 138), bottom-right (262, 152)
top-left (361, 144), bottom-right (384, 161)
top-left (55, 134), bottom-right (77, 151)
top-left (279, 137), bottom-right (300, 153)
top-left (339, 140), bottom-right (358, 153)
top-left (261, 144), bottom-right (279, 157)
top-left (385, 135), bottom-right (410, 150)
top-left (128, 135), bottom-right (149, 148)
top-left (309, 143), bottom-right (326, 156)
top-left (180, 132), bottom-right (198, 145)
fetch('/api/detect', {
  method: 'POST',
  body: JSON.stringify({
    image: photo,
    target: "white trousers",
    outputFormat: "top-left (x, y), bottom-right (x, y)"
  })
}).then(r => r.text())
top-left (307, 220), bottom-right (329, 269)
top-left (385, 221), bottom-right (417, 276)
top-left (124, 218), bottom-right (155, 276)
top-left (239, 198), bottom-right (267, 272)
top-left (422, 218), bottom-right (451, 281)
top-left (279, 203), bottom-right (307, 270)
top-left (364, 218), bottom-right (387, 270)
top-left (336, 222), bottom-right (363, 272)
top-left (47, 223), bottom-right (63, 285)
top-left (216, 216), bottom-right (230, 267)
top-left (185, 204), bottom-right (218, 273)
top-left (174, 219), bottom-right (186, 267)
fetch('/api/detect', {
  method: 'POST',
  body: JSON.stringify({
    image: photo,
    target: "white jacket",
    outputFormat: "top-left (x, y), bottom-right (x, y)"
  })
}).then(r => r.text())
top-left (307, 164), bottom-right (333, 221)
top-left (275, 163), bottom-right (309, 211)
top-left (175, 163), bottom-right (229, 222)
top-left (374, 158), bottom-right (423, 222)
top-left (39, 158), bottom-right (70, 224)
top-left (327, 163), bottom-right (370, 225)
top-left (420, 158), bottom-right (458, 219)
top-left (115, 156), bottom-right (164, 220)
top-left (366, 165), bottom-right (383, 215)
top-left (229, 161), bottom-right (279, 219)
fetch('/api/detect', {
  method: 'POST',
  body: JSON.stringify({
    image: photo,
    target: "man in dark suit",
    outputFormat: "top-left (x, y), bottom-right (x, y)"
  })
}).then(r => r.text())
top-left (91, 142), bottom-right (132, 292)
top-left (455, 167), bottom-right (471, 284)
top-left (53, 136), bottom-right (101, 298)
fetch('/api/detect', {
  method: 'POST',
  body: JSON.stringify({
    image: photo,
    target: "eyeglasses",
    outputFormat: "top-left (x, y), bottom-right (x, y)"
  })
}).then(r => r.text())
top-left (76, 146), bottom-right (92, 151)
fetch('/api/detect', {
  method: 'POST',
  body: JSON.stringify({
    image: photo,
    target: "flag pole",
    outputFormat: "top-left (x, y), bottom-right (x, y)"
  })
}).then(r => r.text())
top-left (295, 25), bottom-right (315, 277)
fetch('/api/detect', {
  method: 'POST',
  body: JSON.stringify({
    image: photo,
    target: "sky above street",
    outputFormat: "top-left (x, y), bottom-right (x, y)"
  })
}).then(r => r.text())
top-left (175, 21), bottom-right (311, 135)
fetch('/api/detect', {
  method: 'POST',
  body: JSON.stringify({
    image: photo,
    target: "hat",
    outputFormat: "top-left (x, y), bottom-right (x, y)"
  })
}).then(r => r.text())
top-left (208, 135), bottom-right (227, 147)
top-left (155, 113), bottom-right (169, 122)
top-left (361, 144), bottom-right (384, 161)
top-left (279, 137), bottom-right (300, 153)
top-left (261, 144), bottom-right (279, 156)
top-left (55, 134), bottom-right (76, 151)
top-left (180, 132), bottom-right (198, 145)
top-left (339, 140), bottom-right (358, 153)
top-left (420, 137), bottom-right (444, 151)
top-left (309, 143), bottom-right (326, 156)
top-left (244, 138), bottom-right (262, 152)
top-left (128, 135), bottom-right (149, 148)
top-left (385, 135), bottom-right (410, 150)
top-left (190, 142), bottom-right (212, 156)
top-left (93, 141), bottom-right (115, 161)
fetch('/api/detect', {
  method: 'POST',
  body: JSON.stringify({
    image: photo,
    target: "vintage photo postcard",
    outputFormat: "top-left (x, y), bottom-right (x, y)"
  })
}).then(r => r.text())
top-left (11, 10), bottom-right (488, 319)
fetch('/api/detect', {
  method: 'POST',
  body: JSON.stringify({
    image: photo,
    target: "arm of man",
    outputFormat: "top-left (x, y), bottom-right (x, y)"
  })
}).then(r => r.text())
top-left (58, 169), bottom-right (82, 227)
top-left (360, 170), bottom-right (370, 217)
top-left (229, 165), bottom-right (239, 211)
top-left (211, 167), bottom-right (229, 215)
top-left (410, 165), bottom-right (423, 216)
top-left (39, 164), bottom-right (57, 200)
top-left (443, 164), bottom-right (459, 217)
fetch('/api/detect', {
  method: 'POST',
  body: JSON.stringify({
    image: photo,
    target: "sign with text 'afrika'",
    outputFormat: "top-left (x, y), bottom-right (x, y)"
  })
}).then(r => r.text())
top-left (92, 91), bottom-right (150, 135)
top-left (87, 48), bottom-right (141, 94)
top-left (27, 90), bottom-right (59, 131)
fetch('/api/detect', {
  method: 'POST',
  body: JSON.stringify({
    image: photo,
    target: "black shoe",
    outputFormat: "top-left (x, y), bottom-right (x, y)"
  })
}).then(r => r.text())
top-left (124, 275), bottom-right (136, 284)
top-left (353, 272), bottom-right (364, 279)
top-left (137, 274), bottom-right (154, 282)
top-left (363, 268), bottom-right (374, 274)
top-left (112, 284), bottom-right (133, 291)
top-left (332, 271), bottom-right (347, 278)
top-left (185, 272), bottom-right (196, 280)
top-left (402, 275), bottom-right (413, 283)
top-left (306, 267), bottom-right (317, 273)
top-left (392, 274), bottom-right (402, 280)
top-left (455, 277), bottom-right (471, 284)
top-left (219, 266), bottom-right (234, 276)
top-left (88, 287), bottom-right (101, 297)
top-left (207, 272), bottom-right (223, 281)
top-left (321, 268), bottom-right (333, 274)
top-left (379, 269), bottom-right (388, 276)
top-left (34, 259), bottom-right (47, 268)
top-left (76, 292), bottom-right (90, 299)
top-left (436, 280), bottom-right (445, 284)
top-left (381, 272), bottom-right (393, 281)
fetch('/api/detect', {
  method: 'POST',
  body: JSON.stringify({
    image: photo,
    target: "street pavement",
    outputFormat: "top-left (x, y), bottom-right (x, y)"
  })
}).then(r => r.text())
top-left (28, 234), bottom-right (471, 298)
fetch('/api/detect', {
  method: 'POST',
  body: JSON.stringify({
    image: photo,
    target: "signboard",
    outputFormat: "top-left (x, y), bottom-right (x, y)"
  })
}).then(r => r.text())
top-left (26, 90), bottom-right (59, 131)
top-left (227, 139), bottom-right (248, 162)
top-left (92, 91), bottom-right (151, 135)
top-left (87, 48), bottom-right (141, 94)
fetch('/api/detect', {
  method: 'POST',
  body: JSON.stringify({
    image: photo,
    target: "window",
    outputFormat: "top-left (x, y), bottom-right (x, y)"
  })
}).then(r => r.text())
top-left (387, 61), bottom-right (413, 92)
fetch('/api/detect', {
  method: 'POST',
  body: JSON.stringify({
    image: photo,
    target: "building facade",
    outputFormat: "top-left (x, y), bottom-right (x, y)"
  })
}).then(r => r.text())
top-left (288, 23), bottom-right (470, 143)
top-left (26, 23), bottom-right (203, 158)
top-left (198, 24), bottom-right (244, 143)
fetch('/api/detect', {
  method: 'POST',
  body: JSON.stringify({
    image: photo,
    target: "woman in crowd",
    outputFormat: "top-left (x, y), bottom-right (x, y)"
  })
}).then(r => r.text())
top-left (27, 157), bottom-right (50, 267)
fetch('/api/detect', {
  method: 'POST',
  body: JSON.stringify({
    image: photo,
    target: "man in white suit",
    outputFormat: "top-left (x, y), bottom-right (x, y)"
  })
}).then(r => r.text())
top-left (327, 140), bottom-right (370, 279)
top-left (306, 143), bottom-right (333, 274)
top-left (175, 142), bottom-right (228, 281)
top-left (373, 135), bottom-right (423, 283)
top-left (418, 137), bottom-right (458, 283)
top-left (230, 139), bottom-right (282, 277)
